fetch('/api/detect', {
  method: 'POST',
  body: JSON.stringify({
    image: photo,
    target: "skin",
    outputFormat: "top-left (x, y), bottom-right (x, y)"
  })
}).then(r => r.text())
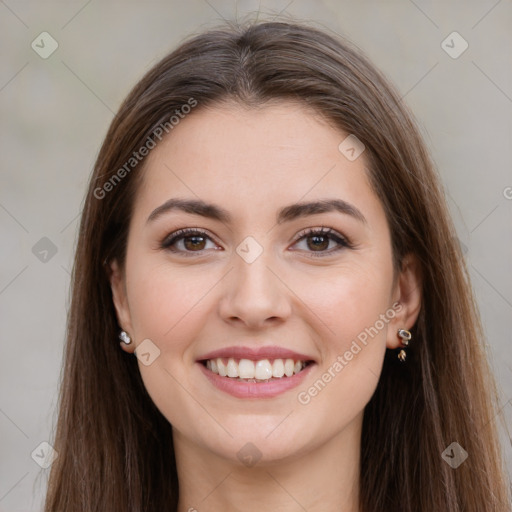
top-left (110, 101), bottom-right (421, 512)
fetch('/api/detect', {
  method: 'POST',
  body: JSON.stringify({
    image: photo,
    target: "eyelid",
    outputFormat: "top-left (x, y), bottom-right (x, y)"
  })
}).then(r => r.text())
top-left (293, 226), bottom-right (344, 241)
top-left (290, 226), bottom-right (353, 255)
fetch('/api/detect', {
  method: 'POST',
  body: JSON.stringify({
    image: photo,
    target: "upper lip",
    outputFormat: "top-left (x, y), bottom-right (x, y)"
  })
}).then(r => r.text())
top-left (198, 346), bottom-right (315, 362)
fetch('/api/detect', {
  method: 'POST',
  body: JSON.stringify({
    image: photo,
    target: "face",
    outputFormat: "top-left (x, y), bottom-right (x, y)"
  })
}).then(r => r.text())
top-left (110, 101), bottom-right (421, 465)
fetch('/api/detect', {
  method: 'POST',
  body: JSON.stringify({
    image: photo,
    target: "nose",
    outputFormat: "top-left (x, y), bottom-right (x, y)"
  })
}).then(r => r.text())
top-left (217, 253), bottom-right (292, 330)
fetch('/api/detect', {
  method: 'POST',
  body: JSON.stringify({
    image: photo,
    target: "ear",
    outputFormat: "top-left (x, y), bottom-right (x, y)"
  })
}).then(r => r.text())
top-left (109, 259), bottom-right (135, 353)
top-left (386, 253), bottom-right (422, 349)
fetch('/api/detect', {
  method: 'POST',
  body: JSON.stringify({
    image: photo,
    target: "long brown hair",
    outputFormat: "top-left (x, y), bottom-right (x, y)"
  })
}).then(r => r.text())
top-left (44, 21), bottom-right (510, 511)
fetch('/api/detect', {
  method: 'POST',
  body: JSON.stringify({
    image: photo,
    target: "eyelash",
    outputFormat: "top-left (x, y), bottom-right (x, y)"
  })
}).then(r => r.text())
top-left (161, 226), bottom-right (353, 258)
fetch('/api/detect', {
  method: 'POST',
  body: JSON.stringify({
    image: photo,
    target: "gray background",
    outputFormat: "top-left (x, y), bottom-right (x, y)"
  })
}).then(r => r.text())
top-left (0, 1), bottom-right (511, 510)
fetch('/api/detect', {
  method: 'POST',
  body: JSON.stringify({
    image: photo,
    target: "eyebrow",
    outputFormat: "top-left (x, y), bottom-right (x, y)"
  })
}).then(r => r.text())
top-left (146, 198), bottom-right (367, 225)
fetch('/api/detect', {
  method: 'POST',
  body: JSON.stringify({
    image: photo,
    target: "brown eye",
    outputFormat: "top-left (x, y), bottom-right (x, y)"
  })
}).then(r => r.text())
top-left (161, 229), bottom-right (219, 254)
top-left (291, 228), bottom-right (352, 256)
top-left (307, 234), bottom-right (330, 251)
top-left (183, 235), bottom-right (207, 251)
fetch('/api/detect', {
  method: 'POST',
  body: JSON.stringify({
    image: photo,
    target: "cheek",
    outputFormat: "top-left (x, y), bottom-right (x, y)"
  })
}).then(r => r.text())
top-left (289, 261), bottom-right (393, 416)
top-left (292, 309), bottom-right (388, 444)
top-left (124, 259), bottom-right (219, 428)
top-left (291, 260), bottom-right (394, 351)
top-left (127, 258), bottom-right (217, 342)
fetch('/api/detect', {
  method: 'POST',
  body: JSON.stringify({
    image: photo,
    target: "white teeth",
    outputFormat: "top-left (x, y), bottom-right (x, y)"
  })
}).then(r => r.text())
top-left (284, 359), bottom-right (294, 377)
top-left (238, 359), bottom-right (255, 379)
top-left (255, 359), bottom-right (273, 380)
top-left (272, 359), bottom-right (285, 378)
top-left (217, 359), bottom-right (227, 377)
top-left (226, 358), bottom-right (238, 378)
top-left (207, 357), bottom-right (308, 380)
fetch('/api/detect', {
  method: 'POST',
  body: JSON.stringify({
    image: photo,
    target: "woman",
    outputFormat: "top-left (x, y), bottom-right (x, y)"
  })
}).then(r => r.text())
top-left (44, 21), bottom-right (510, 511)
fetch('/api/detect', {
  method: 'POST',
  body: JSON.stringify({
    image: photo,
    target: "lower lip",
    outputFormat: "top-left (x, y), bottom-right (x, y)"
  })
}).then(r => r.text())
top-left (198, 362), bottom-right (315, 399)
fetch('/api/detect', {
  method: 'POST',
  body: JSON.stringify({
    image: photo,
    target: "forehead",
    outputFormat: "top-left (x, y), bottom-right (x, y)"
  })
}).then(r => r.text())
top-left (135, 101), bottom-right (376, 219)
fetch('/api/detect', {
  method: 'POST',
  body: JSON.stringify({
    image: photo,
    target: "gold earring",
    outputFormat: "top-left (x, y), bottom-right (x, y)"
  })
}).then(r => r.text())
top-left (397, 328), bottom-right (412, 362)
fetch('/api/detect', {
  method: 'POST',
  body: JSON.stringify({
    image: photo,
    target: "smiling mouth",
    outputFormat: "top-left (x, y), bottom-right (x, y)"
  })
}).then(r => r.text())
top-left (201, 357), bottom-right (314, 382)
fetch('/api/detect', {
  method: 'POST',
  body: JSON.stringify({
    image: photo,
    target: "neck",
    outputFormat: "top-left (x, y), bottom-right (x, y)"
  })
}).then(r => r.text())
top-left (174, 415), bottom-right (362, 512)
